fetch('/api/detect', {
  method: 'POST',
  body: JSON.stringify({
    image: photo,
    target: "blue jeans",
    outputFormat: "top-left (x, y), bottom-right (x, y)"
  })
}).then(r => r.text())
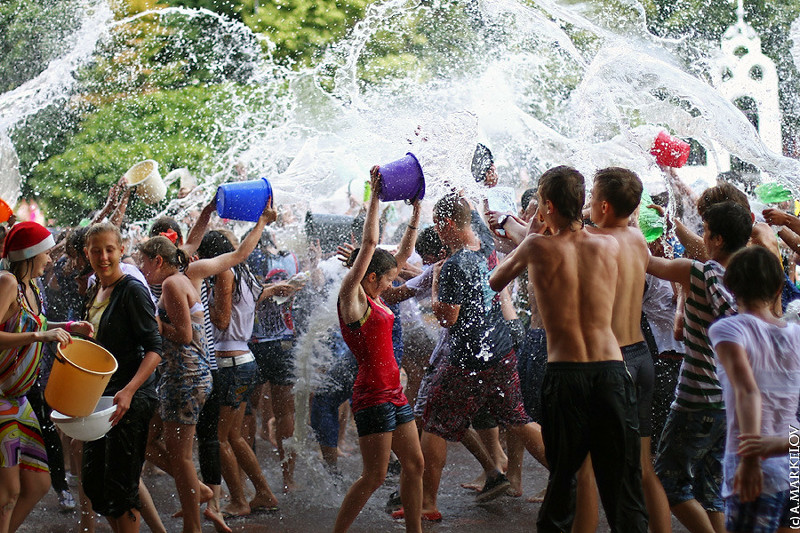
top-left (655, 408), bottom-right (725, 510)
top-left (310, 348), bottom-right (358, 448)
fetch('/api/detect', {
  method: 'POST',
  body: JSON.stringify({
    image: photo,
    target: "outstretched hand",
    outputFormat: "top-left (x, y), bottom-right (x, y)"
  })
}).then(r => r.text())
top-left (337, 243), bottom-right (355, 266)
top-left (40, 328), bottom-right (72, 348)
top-left (762, 208), bottom-right (792, 227)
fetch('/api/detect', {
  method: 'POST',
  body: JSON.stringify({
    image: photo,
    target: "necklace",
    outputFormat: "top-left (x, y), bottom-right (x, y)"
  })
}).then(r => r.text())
top-left (100, 273), bottom-right (125, 290)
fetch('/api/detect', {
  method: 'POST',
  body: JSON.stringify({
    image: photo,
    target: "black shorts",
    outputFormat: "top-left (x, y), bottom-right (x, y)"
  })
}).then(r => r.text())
top-left (621, 341), bottom-right (655, 438)
top-left (82, 394), bottom-right (157, 518)
top-left (537, 360), bottom-right (647, 533)
top-left (353, 402), bottom-right (414, 438)
top-left (250, 340), bottom-right (295, 386)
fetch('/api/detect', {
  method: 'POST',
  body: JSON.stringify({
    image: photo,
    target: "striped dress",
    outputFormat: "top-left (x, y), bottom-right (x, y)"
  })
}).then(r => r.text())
top-left (0, 281), bottom-right (49, 472)
top-left (0, 282), bottom-right (46, 398)
top-left (672, 260), bottom-right (736, 412)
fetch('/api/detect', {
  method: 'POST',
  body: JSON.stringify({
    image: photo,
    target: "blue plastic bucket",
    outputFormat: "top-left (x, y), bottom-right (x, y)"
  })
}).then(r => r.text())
top-left (216, 178), bottom-right (272, 222)
top-left (378, 153), bottom-right (425, 203)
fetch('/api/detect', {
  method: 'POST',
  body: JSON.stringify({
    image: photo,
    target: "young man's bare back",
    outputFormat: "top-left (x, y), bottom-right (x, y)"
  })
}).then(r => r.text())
top-left (587, 167), bottom-right (671, 533)
top-left (490, 166), bottom-right (647, 533)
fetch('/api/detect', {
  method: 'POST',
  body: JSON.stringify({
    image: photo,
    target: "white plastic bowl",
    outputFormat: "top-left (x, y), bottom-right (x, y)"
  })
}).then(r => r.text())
top-left (51, 396), bottom-right (115, 442)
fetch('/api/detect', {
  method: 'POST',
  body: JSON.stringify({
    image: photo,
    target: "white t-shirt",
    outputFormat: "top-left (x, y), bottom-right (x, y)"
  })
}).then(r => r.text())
top-left (709, 314), bottom-right (800, 497)
top-left (642, 274), bottom-right (685, 355)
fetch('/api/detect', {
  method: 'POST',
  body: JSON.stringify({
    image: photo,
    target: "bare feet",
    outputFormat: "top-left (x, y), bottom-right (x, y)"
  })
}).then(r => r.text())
top-left (249, 492), bottom-right (279, 511)
top-left (221, 503), bottom-right (251, 518)
top-left (460, 472), bottom-right (486, 492)
top-left (527, 487), bottom-right (547, 503)
top-left (506, 487), bottom-right (523, 498)
top-left (204, 507), bottom-right (232, 533)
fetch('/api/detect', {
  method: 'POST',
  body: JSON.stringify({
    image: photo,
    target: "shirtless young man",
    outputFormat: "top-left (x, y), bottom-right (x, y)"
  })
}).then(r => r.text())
top-left (490, 165), bottom-right (648, 533)
top-left (588, 167), bottom-right (671, 533)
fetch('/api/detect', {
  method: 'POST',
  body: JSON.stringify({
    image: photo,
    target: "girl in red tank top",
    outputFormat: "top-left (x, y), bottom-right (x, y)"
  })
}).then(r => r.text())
top-left (333, 167), bottom-right (424, 533)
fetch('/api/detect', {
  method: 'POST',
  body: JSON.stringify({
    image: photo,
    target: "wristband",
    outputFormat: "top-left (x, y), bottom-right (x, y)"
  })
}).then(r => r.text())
top-left (408, 225), bottom-right (418, 230)
top-left (65, 321), bottom-right (74, 333)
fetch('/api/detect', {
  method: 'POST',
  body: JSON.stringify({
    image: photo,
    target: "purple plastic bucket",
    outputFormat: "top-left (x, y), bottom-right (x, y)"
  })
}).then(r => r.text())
top-left (216, 178), bottom-right (272, 222)
top-left (378, 153), bottom-right (425, 203)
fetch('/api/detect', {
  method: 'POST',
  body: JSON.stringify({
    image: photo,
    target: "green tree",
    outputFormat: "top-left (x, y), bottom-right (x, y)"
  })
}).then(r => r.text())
top-left (241, 0), bottom-right (370, 66)
top-left (0, 0), bottom-right (85, 92)
top-left (24, 85), bottom-right (236, 224)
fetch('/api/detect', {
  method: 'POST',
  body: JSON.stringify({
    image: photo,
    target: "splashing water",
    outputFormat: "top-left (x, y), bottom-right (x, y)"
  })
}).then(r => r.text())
top-left (4, 0), bottom-right (800, 502)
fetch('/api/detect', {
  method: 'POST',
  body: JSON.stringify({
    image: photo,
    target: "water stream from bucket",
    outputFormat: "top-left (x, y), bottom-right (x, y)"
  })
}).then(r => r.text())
top-left (4, 0), bottom-right (800, 504)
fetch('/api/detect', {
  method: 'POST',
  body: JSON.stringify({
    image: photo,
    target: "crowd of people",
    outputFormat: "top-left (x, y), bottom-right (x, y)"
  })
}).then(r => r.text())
top-left (0, 147), bottom-right (799, 533)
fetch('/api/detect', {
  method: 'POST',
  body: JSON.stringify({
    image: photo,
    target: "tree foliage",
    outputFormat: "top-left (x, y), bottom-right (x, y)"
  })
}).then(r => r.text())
top-left (23, 85), bottom-right (233, 224)
top-left (241, 0), bottom-right (370, 66)
top-left (0, 0), bottom-right (85, 92)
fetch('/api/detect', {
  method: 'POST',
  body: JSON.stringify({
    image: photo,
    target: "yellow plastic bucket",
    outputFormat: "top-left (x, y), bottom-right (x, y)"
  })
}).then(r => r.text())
top-left (125, 160), bottom-right (167, 204)
top-left (45, 338), bottom-right (118, 418)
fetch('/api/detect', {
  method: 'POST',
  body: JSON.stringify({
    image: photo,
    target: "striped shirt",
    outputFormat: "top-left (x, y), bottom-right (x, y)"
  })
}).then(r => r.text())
top-left (672, 260), bottom-right (736, 411)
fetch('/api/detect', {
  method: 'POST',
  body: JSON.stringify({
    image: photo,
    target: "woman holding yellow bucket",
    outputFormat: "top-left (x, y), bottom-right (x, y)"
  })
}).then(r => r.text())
top-left (0, 221), bottom-right (92, 533)
top-left (80, 222), bottom-right (162, 533)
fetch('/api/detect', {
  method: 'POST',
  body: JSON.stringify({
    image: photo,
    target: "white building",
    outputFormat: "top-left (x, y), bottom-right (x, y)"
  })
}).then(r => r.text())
top-left (677, 0), bottom-right (782, 186)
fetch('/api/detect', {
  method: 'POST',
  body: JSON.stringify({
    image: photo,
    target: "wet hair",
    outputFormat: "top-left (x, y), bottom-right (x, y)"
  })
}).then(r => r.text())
top-left (85, 223), bottom-right (122, 247)
top-left (696, 183), bottom-right (749, 217)
top-left (66, 227), bottom-right (89, 256)
top-left (520, 188), bottom-right (537, 212)
top-left (345, 247), bottom-right (397, 279)
top-left (149, 216), bottom-right (184, 245)
top-left (197, 230), bottom-right (258, 302)
top-left (537, 166), bottom-right (585, 223)
top-left (723, 246), bottom-right (783, 306)
top-left (593, 167), bottom-right (643, 218)
top-left (433, 193), bottom-right (472, 228)
top-left (415, 226), bottom-right (446, 259)
top-left (138, 236), bottom-right (190, 271)
top-left (702, 201), bottom-right (752, 254)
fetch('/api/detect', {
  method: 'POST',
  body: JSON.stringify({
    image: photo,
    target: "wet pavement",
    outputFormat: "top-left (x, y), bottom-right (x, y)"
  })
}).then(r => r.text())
top-left (19, 433), bottom-right (690, 533)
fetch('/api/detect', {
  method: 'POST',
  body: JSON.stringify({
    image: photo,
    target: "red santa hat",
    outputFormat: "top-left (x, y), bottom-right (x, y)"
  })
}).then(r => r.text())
top-left (3, 222), bottom-right (55, 262)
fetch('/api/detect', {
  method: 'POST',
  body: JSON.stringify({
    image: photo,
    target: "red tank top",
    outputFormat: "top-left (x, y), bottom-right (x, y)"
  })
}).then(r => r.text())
top-left (338, 295), bottom-right (406, 412)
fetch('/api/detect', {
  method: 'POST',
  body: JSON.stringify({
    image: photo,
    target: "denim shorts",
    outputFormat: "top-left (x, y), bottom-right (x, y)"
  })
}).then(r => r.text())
top-left (216, 360), bottom-right (258, 408)
top-left (726, 490), bottom-right (792, 533)
top-left (353, 402), bottom-right (414, 438)
top-left (654, 408), bottom-right (725, 511)
top-left (250, 340), bottom-right (295, 386)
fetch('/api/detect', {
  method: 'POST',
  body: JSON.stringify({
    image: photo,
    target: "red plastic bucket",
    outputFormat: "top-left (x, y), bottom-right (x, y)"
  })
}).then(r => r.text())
top-left (651, 131), bottom-right (690, 168)
top-left (378, 153), bottom-right (425, 202)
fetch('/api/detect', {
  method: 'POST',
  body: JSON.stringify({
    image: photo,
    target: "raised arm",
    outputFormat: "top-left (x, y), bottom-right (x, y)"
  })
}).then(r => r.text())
top-left (673, 219), bottom-right (708, 261)
top-left (763, 208), bottom-right (800, 237)
top-left (646, 255), bottom-right (692, 287)
top-left (339, 167), bottom-right (382, 303)
top-left (393, 200), bottom-right (421, 270)
top-left (183, 198), bottom-right (217, 257)
top-left (489, 234), bottom-right (536, 292)
top-left (185, 201), bottom-right (277, 281)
